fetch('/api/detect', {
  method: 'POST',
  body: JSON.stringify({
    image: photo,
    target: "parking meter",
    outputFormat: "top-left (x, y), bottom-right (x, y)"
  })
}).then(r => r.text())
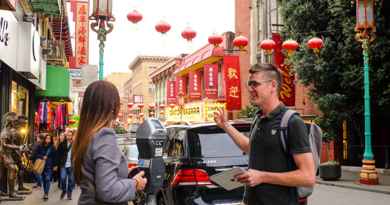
top-left (135, 118), bottom-right (167, 195)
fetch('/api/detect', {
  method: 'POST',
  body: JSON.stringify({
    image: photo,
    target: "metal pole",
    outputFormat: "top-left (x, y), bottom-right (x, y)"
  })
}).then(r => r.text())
top-left (362, 39), bottom-right (374, 161)
top-left (359, 37), bottom-right (378, 185)
top-left (98, 26), bottom-right (106, 80)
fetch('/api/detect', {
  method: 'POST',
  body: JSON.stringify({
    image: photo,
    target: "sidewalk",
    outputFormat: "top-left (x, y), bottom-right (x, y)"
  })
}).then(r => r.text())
top-left (316, 166), bottom-right (390, 195)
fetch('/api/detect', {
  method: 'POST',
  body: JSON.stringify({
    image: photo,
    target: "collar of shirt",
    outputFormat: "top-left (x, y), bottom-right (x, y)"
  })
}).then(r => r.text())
top-left (256, 103), bottom-right (286, 120)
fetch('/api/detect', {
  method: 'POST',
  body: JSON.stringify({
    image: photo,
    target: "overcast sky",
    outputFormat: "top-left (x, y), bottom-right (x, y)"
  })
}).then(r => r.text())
top-left (68, 0), bottom-right (235, 76)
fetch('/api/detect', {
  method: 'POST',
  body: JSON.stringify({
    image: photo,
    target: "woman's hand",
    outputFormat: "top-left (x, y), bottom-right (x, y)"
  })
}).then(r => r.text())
top-left (133, 171), bottom-right (147, 191)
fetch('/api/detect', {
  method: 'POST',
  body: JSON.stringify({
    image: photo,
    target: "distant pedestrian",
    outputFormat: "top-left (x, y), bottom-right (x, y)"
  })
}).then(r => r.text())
top-left (58, 128), bottom-right (75, 200)
top-left (34, 133), bottom-right (56, 200)
top-left (31, 133), bottom-right (43, 189)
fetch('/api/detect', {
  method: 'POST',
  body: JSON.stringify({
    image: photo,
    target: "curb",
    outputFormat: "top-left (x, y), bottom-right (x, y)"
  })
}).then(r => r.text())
top-left (316, 180), bottom-right (390, 195)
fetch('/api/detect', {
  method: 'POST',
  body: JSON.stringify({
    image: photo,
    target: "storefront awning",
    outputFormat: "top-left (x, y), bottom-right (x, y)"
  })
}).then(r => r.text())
top-left (175, 44), bottom-right (224, 76)
top-left (36, 65), bottom-right (70, 99)
top-left (30, 0), bottom-right (61, 16)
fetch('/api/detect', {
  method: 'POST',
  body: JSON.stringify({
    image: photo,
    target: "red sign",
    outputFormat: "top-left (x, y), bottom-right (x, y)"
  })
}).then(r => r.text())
top-left (204, 64), bottom-right (218, 99)
top-left (175, 77), bottom-right (187, 96)
top-left (189, 71), bottom-right (202, 100)
top-left (75, 1), bottom-right (89, 68)
top-left (166, 80), bottom-right (177, 104)
top-left (272, 33), bottom-right (295, 106)
top-left (223, 56), bottom-right (241, 110)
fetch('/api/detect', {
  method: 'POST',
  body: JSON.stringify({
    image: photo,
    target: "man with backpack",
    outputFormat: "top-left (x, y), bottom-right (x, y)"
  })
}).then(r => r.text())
top-left (214, 63), bottom-right (317, 205)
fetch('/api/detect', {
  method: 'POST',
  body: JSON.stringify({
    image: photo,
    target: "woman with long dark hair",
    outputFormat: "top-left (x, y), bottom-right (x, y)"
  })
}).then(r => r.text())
top-left (34, 133), bottom-right (56, 201)
top-left (72, 81), bottom-right (147, 205)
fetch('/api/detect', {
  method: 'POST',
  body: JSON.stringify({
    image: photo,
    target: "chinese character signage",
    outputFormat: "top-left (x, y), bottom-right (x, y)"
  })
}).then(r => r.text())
top-left (223, 56), bottom-right (241, 110)
top-left (189, 71), bottom-right (202, 100)
top-left (272, 33), bottom-right (295, 106)
top-left (75, 1), bottom-right (89, 68)
top-left (166, 80), bottom-right (177, 104)
top-left (175, 76), bottom-right (186, 96)
top-left (204, 64), bottom-right (218, 99)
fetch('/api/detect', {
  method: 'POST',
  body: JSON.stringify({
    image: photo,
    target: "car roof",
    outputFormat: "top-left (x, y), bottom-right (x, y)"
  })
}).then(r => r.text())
top-left (166, 120), bottom-right (252, 130)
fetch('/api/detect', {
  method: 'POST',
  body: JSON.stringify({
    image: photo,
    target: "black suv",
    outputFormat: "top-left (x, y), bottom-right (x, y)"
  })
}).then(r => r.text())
top-left (156, 121), bottom-right (251, 205)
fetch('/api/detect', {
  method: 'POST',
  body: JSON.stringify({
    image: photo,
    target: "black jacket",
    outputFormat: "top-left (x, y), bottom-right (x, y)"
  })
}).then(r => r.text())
top-left (57, 140), bottom-right (72, 168)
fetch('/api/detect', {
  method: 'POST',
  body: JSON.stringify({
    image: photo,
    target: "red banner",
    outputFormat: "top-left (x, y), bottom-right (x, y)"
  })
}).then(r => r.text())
top-left (204, 64), bottom-right (218, 99)
top-left (272, 33), bottom-right (295, 106)
top-left (175, 76), bottom-right (187, 96)
top-left (75, 1), bottom-right (89, 68)
top-left (166, 80), bottom-right (177, 104)
top-left (189, 71), bottom-right (202, 100)
top-left (223, 56), bottom-right (241, 110)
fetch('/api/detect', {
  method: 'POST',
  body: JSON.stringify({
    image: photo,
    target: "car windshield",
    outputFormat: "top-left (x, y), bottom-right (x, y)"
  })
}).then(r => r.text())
top-left (197, 133), bottom-right (243, 157)
top-left (118, 143), bottom-right (139, 160)
top-left (187, 125), bottom-right (249, 158)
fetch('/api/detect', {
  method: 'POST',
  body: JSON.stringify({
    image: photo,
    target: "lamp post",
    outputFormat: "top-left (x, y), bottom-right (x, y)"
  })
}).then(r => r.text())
top-left (355, 0), bottom-right (378, 185)
top-left (89, 0), bottom-right (115, 80)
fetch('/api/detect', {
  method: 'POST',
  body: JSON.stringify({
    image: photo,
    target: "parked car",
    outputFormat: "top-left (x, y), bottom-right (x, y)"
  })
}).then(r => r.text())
top-left (156, 121), bottom-right (251, 205)
top-left (128, 123), bottom-right (140, 138)
top-left (117, 135), bottom-right (139, 169)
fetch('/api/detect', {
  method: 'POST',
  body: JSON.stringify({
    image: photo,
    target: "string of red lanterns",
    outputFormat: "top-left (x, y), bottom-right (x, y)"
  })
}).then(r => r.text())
top-left (259, 37), bottom-right (324, 56)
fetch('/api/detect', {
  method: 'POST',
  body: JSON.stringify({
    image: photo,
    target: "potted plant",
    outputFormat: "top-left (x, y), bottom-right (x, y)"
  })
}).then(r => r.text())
top-left (319, 132), bottom-right (341, 180)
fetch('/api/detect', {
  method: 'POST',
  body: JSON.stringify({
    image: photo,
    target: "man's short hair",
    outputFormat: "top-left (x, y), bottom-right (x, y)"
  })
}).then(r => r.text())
top-left (249, 63), bottom-right (282, 93)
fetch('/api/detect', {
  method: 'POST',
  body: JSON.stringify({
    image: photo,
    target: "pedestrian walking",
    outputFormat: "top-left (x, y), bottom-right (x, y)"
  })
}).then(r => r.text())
top-left (34, 133), bottom-right (56, 201)
top-left (30, 133), bottom-right (43, 189)
top-left (214, 63), bottom-right (315, 205)
top-left (72, 81), bottom-right (147, 205)
top-left (58, 128), bottom-right (75, 200)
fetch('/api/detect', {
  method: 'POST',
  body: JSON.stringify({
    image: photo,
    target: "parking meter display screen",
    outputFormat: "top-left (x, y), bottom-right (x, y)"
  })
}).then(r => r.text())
top-left (151, 120), bottom-right (163, 129)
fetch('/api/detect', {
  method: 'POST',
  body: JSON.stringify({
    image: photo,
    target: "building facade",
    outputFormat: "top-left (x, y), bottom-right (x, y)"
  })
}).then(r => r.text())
top-left (124, 56), bottom-right (171, 125)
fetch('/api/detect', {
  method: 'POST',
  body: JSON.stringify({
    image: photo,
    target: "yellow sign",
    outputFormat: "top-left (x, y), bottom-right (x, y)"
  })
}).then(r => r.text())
top-left (165, 101), bottom-right (226, 123)
top-left (166, 104), bottom-right (203, 122)
top-left (204, 102), bottom-right (226, 122)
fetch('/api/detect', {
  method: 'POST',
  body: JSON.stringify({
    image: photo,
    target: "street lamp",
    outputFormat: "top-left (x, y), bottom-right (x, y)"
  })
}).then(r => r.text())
top-left (355, 0), bottom-right (378, 185)
top-left (89, 0), bottom-right (115, 80)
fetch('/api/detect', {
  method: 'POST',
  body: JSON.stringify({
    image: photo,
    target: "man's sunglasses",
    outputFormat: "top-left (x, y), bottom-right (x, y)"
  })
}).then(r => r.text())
top-left (246, 79), bottom-right (272, 88)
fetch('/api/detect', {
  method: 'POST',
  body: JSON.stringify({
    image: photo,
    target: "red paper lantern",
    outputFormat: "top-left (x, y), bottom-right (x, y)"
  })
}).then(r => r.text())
top-left (127, 10), bottom-right (143, 24)
top-left (232, 35), bottom-right (248, 51)
top-left (127, 102), bottom-right (134, 109)
top-left (155, 21), bottom-right (171, 34)
top-left (169, 103), bottom-right (176, 108)
top-left (137, 103), bottom-right (144, 109)
top-left (259, 39), bottom-right (276, 54)
top-left (307, 37), bottom-right (323, 54)
top-left (208, 34), bottom-right (223, 47)
top-left (149, 103), bottom-right (155, 109)
top-left (181, 27), bottom-right (197, 41)
top-left (282, 39), bottom-right (299, 56)
top-left (159, 104), bottom-right (166, 109)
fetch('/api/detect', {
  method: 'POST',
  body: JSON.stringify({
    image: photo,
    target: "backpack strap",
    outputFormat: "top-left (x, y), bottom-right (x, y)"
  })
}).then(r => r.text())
top-left (280, 109), bottom-right (298, 153)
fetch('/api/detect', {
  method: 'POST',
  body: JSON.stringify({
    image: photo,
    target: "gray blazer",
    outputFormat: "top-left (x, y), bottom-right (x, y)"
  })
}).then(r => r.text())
top-left (78, 128), bottom-right (137, 205)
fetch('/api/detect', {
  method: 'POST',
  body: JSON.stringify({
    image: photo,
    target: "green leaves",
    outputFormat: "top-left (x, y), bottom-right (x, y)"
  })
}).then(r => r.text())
top-left (280, 0), bottom-right (390, 139)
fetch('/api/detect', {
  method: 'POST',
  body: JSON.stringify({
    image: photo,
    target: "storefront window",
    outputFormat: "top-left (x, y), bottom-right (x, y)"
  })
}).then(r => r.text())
top-left (10, 81), bottom-right (29, 116)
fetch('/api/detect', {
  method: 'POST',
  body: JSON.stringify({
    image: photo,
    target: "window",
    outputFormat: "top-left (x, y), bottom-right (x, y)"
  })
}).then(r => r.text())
top-left (133, 95), bottom-right (143, 104)
top-left (166, 128), bottom-right (186, 158)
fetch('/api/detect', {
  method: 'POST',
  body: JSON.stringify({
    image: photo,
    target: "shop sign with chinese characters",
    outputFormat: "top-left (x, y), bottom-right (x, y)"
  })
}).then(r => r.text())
top-left (223, 56), bottom-right (241, 110)
top-left (272, 33), bottom-right (295, 106)
top-left (166, 80), bottom-right (177, 104)
top-left (175, 76), bottom-right (186, 95)
top-left (204, 64), bottom-right (218, 99)
top-left (189, 71), bottom-right (202, 100)
top-left (75, 1), bottom-right (89, 68)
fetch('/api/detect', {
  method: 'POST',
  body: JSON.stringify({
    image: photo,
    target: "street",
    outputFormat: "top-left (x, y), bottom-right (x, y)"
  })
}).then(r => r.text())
top-left (2, 184), bottom-right (390, 205)
top-left (309, 184), bottom-right (390, 205)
